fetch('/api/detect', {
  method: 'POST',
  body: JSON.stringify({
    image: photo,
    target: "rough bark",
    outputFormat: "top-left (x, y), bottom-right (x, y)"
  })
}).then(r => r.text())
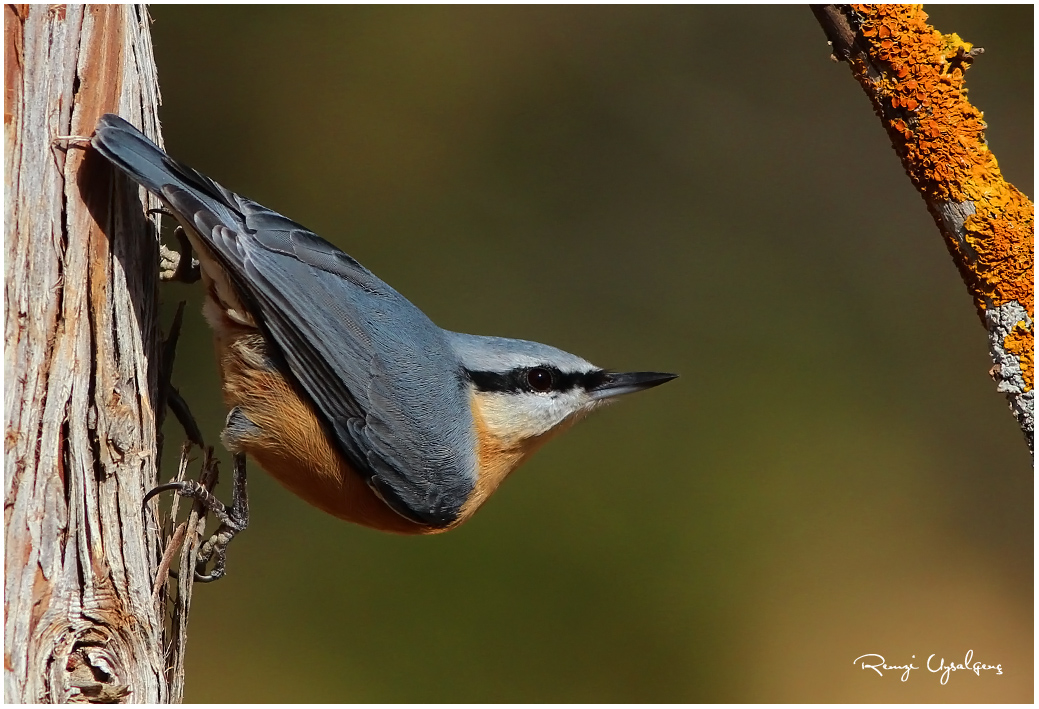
top-left (5, 4), bottom-right (201, 703)
top-left (811, 4), bottom-right (1034, 452)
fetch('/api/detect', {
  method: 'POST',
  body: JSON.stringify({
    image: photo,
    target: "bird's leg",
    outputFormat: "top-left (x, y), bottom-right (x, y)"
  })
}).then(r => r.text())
top-left (149, 208), bottom-right (201, 283)
top-left (144, 453), bottom-right (249, 582)
top-left (193, 452), bottom-right (249, 582)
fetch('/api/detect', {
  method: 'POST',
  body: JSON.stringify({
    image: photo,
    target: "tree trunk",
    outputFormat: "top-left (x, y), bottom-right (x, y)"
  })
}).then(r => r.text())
top-left (5, 4), bottom-right (199, 702)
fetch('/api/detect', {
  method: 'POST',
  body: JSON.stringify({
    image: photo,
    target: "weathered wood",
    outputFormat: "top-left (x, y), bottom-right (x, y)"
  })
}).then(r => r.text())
top-left (4, 4), bottom-right (197, 703)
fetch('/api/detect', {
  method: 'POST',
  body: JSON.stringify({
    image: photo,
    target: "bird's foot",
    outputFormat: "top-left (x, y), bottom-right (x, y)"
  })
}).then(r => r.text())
top-left (145, 453), bottom-right (249, 582)
top-left (151, 211), bottom-right (201, 283)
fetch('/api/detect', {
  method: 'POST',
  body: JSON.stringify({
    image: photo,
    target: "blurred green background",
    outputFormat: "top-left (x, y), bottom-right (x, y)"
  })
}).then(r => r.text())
top-left (148, 5), bottom-right (1032, 702)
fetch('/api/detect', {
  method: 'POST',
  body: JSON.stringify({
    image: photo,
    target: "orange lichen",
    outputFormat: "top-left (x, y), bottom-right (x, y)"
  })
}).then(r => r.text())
top-left (1004, 322), bottom-right (1034, 392)
top-left (851, 4), bottom-right (1030, 309)
top-left (847, 4), bottom-right (1032, 386)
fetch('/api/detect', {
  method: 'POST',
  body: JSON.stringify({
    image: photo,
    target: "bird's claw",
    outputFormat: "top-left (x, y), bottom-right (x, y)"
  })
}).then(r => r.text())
top-left (144, 454), bottom-right (249, 582)
top-left (152, 213), bottom-right (201, 283)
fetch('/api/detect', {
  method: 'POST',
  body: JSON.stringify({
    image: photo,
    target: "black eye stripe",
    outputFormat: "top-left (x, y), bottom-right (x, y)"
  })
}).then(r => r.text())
top-left (466, 367), bottom-right (606, 394)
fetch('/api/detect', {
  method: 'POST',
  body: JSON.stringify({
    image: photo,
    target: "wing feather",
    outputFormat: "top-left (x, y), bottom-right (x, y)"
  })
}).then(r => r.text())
top-left (161, 184), bottom-right (475, 527)
top-left (92, 115), bottom-right (477, 526)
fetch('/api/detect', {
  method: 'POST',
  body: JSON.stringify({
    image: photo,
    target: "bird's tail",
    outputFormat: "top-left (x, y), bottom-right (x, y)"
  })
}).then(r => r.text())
top-left (91, 114), bottom-right (231, 212)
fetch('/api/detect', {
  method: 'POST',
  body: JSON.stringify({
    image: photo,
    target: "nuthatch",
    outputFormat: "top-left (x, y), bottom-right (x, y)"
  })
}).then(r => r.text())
top-left (93, 114), bottom-right (676, 543)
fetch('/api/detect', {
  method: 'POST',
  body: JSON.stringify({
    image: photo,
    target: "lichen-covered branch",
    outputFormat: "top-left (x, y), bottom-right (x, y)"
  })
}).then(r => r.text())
top-left (811, 4), bottom-right (1034, 451)
top-left (4, 4), bottom-right (200, 702)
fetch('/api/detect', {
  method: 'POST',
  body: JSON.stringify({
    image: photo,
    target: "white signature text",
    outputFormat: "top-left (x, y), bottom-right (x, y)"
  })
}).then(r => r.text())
top-left (853, 650), bottom-right (1002, 685)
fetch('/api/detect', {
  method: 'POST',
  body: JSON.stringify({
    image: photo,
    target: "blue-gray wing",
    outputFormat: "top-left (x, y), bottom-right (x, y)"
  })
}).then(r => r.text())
top-left (91, 114), bottom-right (476, 527)
top-left (173, 189), bottom-right (478, 528)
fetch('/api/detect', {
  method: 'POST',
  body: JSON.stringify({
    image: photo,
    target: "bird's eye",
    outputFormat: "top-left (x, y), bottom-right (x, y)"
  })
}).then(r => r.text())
top-left (526, 367), bottom-right (554, 392)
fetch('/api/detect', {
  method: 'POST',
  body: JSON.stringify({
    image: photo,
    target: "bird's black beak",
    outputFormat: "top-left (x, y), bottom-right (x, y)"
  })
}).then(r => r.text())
top-left (589, 371), bottom-right (678, 400)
